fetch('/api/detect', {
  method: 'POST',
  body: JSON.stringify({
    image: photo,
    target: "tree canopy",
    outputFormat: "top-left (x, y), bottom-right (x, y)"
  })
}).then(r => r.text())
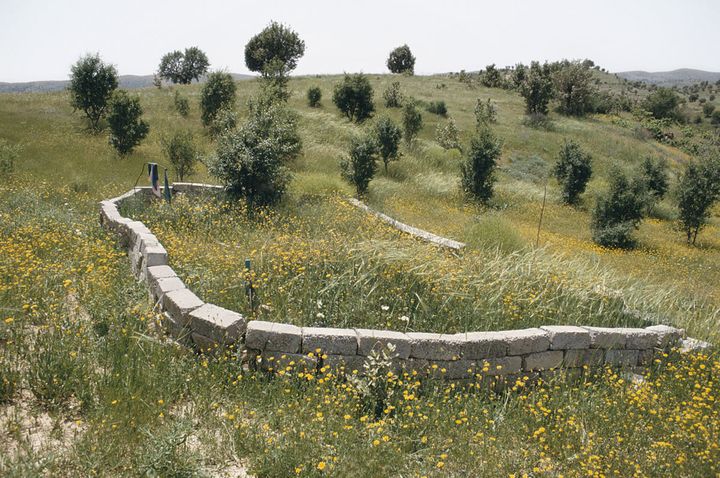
top-left (69, 54), bottom-right (118, 132)
top-left (387, 45), bottom-right (415, 75)
top-left (158, 47), bottom-right (209, 84)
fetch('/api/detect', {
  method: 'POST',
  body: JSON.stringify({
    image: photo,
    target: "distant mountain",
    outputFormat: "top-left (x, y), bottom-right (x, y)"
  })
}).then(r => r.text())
top-left (0, 73), bottom-right (254, 93)
top-left (616, 69), bottom-right (720, 86)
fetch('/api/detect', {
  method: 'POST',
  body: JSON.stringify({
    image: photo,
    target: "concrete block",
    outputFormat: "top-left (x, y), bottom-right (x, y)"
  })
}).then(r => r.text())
top-left (638, 348), bottom-right (656, 366)
top-left (583, 326), bottom-right (628, 349)
top-left (621, 328), bottom-right (660, 350)
top-left (245, 321), bottom-right (302, 353)
top-left (355, 329), bottom-right (411, 359)
top-left (161, 312), bottom-right (192, 345)
top-left (463, 331), bottom-right (508, 359)
top-left (524, 351), bottom-right (564, 371)
top-left (476, 356), bottom-right (522, 376)
top-left (147, 265), bottom-right (178, 288)
top-left (563, 349), bottom-right (604, 368)
top-left (162, 288), bottom-right (203, 327)
top-left (502, 328), bottom-right (550, 355)
top-left (191, 333), bottom-right (218, 353)
top-left (302, 327), bottom-right (358, 355)
top-left (407, 332), bottom-right (464, 361)
top-left (605, 349), bottom-right (639, 367)
top-left (151, 276), bottom-right (186, 304)
top-left (143, 245), bottom-right (168, 267)
top-left (540, 326), bottom-right (591, 350)
top-left (427, 360), bottom-right (477, 380)
top-left (188, 303), bottom-right (247, 344)
top-left (645, 325), bottom-right (685, 348)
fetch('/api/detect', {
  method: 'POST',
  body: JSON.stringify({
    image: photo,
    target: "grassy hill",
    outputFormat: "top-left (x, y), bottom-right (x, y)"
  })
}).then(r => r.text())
top-left (1, 73), bottom-right (719, 476)
top-left (616, 68), bottom-right (720, 86)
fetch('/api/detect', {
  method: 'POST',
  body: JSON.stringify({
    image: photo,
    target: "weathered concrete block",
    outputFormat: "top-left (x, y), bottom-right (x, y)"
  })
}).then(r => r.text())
top-left (126, 221), bottom-right (152, 248)
top-left (605, 349), bottom-right (639, 367)
top-left (503, 328), bottom-right (550, 355)
top-left (427, 360), bottom-right (477, 380)
top-left (245, 321), bottom-right (302, 353)
top-left (540, 326), bottom-right (591, 350)
top-left (147, 265), bottom-right (178, 286)
top-left (680, 337), bottom-right (713, 353)
top-left (151, 276), bottom-right (186, 303)
top-left (524, 350), bottom-right (564, 371)
top-left (323, 354), bottom-right (366, 374)
top-left (476, 356), bottom-right (522, 376)
top-left (638, 348), bottom-right (656, 366)
top-left (463, 331), bottom-right (508, 359)
top-left (191, 333), bottom-right (218, 353)
top-left (138, 234), bottom-right (161, 254)
top-left (161, 312), bottom-right (192, 345)
top-left (162, 288), bottom-right (203, 327)
top-left (582, 326), bottom-right (628, 349)
top-left (302, 327), bottom-right (358, 355)
top-left (621, 328), bottom-right (660, 350)
top-left (407, 332), bottom-right (464, 361)
top-left (645, 325), bottom-right (685, 348)
top-left (259, 352), bottom-right (317, 373)
top-left (563, 349), bottom-right (604, 368)
top-left (143, 245), bottom-right (168, 267)
top-left (188, 303), bottom-right (247, 344)
top-left (355, 329), bottom-right (411, 359)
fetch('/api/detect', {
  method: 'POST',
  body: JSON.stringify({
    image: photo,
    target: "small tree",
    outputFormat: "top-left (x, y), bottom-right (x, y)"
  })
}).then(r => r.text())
top-left (173, 90), bottom-right (190, 117)
top-left (591, 170), bottom-right (647, 248)
top-left (425, 100), bottom-right (447, 116)
top-left (511, 63), bottom-right (527, 89)
top-left (461, 127), bottom-right (503, 202)
top-left (553, 61), bottom-right (596, 116)
top-left (208, 108), bottom-right (238, 138)
top-left (307, 86), bottom-right (322, 107)
top-left (106, 90), bottom-right (149, 156)
top-left (711, 110), bottom-right (720, 125)
top-left (200, 72), bottom-right (236, 127)
top-left (374, 116), bottom-right (402, 172)
top-left (554, 139), bottom-right (593, 205)
top-left (340, 134), bottom-right (378, 196)
top-left (386, 45), bottom-right (415, 75)
top-left (643, 88), bottom-right (681, 121)
top-left (481, 64), bottom-right (502, 88)
top-left (158, 47), bottom-right (209, 84)
top-left (703, 103), bottom-right (715, 118)
top-left (209, 98), bottom-right (301, 208)
top-left (676, 159), bottom-right (720, 245)
top-left (402, 100), bottom-right (423, 145)
top-left (474, 98), bottom-right (497, 127)
top-left (383, 81), bottom-right (403, 108)
top-left (333, 73), bottom-right (375, 122)
top-left (436, 117), bottom-right (461, 151)
top-left (519, 61), bottom-right (553, 116)
top-left (639, 157), bottom-right (669, 202)
top-left (0, 139), bottom-right (21, 175)
top-left (68, 54), bottom-right (118, 132)
top-left (162, 131), bottom-right (198, 181)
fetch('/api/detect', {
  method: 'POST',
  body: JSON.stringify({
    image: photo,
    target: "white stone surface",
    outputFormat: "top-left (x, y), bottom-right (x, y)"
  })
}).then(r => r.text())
top-left (540, 325), bottom-right (591, 350)
top-left (355, 328), bottom-right (412, 359)
top-left (189, 303), bottom-right (247, 344)
top-left (302, 327), bottom-right (358, 355)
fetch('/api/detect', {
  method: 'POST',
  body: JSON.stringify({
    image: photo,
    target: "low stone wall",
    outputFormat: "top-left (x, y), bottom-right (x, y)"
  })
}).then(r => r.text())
top-left (100, 183), bottom-right (706, 381)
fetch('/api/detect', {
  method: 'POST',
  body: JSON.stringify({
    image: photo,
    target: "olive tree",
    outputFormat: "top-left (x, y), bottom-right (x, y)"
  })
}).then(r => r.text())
top-left (553, 61), bottom-right (596, 116)
top-left (374, 116), bottom-right (402, 172)
top-left (162, 131), bottom-right (198, 181)
top-left (402, 100), bottom-right (423, 145)
top-left (333, 74), bottom-right (375, 122)
top-left (386, 45), bottom-right (415, 75)
top-left (200, 72), bottom-right (236, 128)
top-left (677, 158), bottom-right (720, 245)
top-left (106, 90), bottom-right (149, 156)
top-left (591, 170), bottom-right (647, 248)
top-left (460, 127), bottom-right (503, 203)
top-left (69, 54), bottom-right (118, 132)
top-left (158, 47), bottom-right (209, 84)
top-left (643, 88), bottom-right (681, 121)
top-left (245, 21), bottom-right (305, 100)
top-left (554, 139), bottom-right (593, 205)
top-left (519, 61), bottom-right (553, 116)
top-left (341, 134), bottom-right (378, 197)
top-left (307, 86), bottom-right (322, 107)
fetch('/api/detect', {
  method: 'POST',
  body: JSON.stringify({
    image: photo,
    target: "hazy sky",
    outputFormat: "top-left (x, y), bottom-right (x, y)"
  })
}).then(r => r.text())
top-left (1, 0), bottom-right (718, 82)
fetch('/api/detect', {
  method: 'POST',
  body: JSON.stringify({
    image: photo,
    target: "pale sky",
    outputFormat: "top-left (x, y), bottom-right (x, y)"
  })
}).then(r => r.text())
top-left (1, 0), bottom-right (718, 82)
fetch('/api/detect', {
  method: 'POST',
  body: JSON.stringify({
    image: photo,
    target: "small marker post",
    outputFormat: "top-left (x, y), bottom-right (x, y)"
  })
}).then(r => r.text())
top-left (244, 259), bottom-right (256, 312)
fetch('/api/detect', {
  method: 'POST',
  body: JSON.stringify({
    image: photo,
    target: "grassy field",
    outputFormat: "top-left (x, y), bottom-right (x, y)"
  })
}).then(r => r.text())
top-left (1, 72), bottom-right (719, 476)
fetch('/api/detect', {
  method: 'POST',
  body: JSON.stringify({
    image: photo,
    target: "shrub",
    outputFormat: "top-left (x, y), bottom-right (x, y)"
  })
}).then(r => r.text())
top-left (106, 90), bottom-right (149, 156)
top-left (425, 100), bottom-right (447, 116)
top-left (511, 63), bottom-right (527, 90)
top-left (173, 90), bottom-right (189, 117)
top-left (711, 110), bottom-right (720, 125)
top-left (374, 116), bottom-right (402, 172)
top-left (554, 139), bottom-right (593, 205)
top-left (383, 82), bottom-right (404, 108)
top-left (386, 45), bottom-right (415, 75)
top-left (333, 73), bottom-right (375, 123)
top-left (643, 88), bottom-right (681, 121)
top-left (639, 157), bottom-right (669, 201)
top-left (209, 98), bottom-right (301, 208)
top-left (307, 86), bottom-right (322, 107)
top-left (402, 100), bottom-right (423, 145)
top-left (158, 47), bottom-right (209, 84)
top-left (208, 108), bottom-right (237, 138)
top-left (676, 158), bottom-right (720, 244)
top-left (69, 53), bottom-right (118, 132)
top-left (519, 61), bottom-right (553, 116)
top-left (591, 170), bottom-right (647, 248)
top-left (0, 139), bottom-right (21, 175)
top-left (340, 134), bottom-right (378, 197)
top-left (435, 117), bottom-right (461, 151)
top-left (460, 127), bottom-right (503, 203)
top-left (703, 103), bottom-right (715, 118)
top-left (481, 64), bottom-right (503, 88)
top-left (553, 61), bottom-right (596, 116)
top-left (474, 98), bottom-right (497, 127)
top-left (162, 131), bottom-right (198, 181)
top-left (200, 71), bottom-right (236, 127)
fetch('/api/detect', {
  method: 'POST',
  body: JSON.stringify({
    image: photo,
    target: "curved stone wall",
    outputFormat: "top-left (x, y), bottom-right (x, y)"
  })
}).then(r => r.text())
top-left (100, 183), bottom-right (702, 381)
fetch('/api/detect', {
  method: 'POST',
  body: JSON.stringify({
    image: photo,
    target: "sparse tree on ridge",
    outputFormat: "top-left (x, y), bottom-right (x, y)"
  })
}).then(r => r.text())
top-left (643, 88), bottom-right (681, 121)
top-left (553, 61), bottom-right (596, 116)
top-left (333, 73), bottom-right (375, 123)
top-left (106, 90), bottom-right (149, 156)
top-left (69, 53), bottom-right (118, 132)
top-left (245, 21), bottom-right (305, 100)
top-left (481, 64), bottom-right (502, 88)
top-left (519, 61), bottom-right (554, 116)
top-left (158, 47), bottom-right (209, 84)
top-left (387, 45), bottom-right (415, 75)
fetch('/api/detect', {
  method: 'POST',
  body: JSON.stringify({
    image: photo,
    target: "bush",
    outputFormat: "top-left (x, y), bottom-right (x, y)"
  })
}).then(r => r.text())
top-left (173, 90), bottom-right (189, 117)
top-left (158, 47), bottom-right (209, 84)
top-left (0, 139), bottom-right (21, 175)
top-left (711, 110), bottom-right (720, 125)
top-left (340, 134), bottom-right (378, 196)
top-left (435, 117), bottom-right (461, 151)
top-left (208, 98), bottom-right (301, 208)
top-left (69, 53), bottom-right (118, 132)
top-left (511, 63), bottom-right (527, 90)
top-left (554, 139), bottom-right (593, 205)
top-left (639, 157), bottom-right (669, 201)
top-left (643, 88), bottom-right (681, 121)
top-left (402, 100), bottom-right (423, 145)
top-left (425, 100), bottom-right (447, 116)
top-left (519, 61), bottom-right (554, 116)
top-left (200, 71), bottom-right (236, 127)
top-left (383, 82), bottom-right (404, 108)
top-left (106, 90), bottom-right (149, 156)
top-left (677, 158), bottom-right (720, 244)
top-left (481, 64), bottom-right (503, 88)
top-left (307, 86), bottom-right (322, 107)
top-left (553, 61), bottom-right (596, 116)
top-left (460, 127), bottom-right (503, 203)
top-left (162, 131), bottom-right (198, 181)
top-left (591, 170), bottom-right (647, 248)
top-left (333, 73), bottom-right (375, 123)
top-left (208, 108), bottom-right (237, 138)
top-left (386, 44), bottom-right (415, 75)
top-left (374, 116), bottom-right (402, 172)
top-left (703, 103), bottom-right (715, 118)
top-left (474, 98), bottom-right (497, 127)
